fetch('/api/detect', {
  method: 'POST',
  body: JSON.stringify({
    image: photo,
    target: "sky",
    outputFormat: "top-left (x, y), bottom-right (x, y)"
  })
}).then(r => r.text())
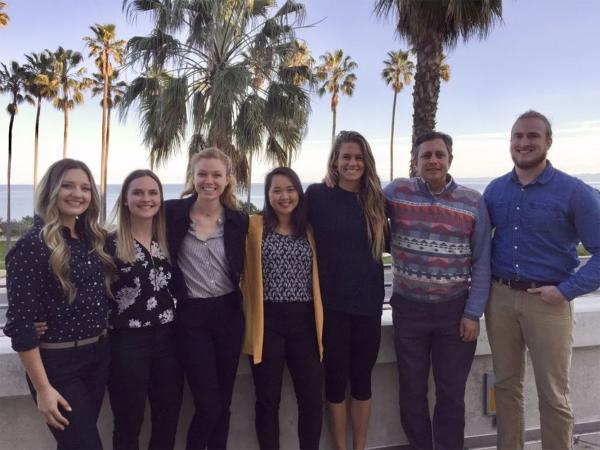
top-left (1, 0), bottom-right (600, 187)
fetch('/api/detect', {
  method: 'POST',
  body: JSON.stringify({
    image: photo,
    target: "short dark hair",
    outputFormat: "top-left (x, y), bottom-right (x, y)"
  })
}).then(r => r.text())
top-left (262, 166), bottom-right (307, 238)
top-left (413, 131), bottom-right (453, 159)
top-left (514, 110), bottom-right (552, 140)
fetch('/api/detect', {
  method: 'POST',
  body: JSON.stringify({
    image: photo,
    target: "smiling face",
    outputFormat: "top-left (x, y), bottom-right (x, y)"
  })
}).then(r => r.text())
top-left (56, 168), bottom-right (92, 223)
top-left (268, 174), bottom-right (299, 221)
top-left (193, 157), bottom-right (230, 202)
top-left (126, 176), bottom-right (161, 221)
top-left (335, 142), bottom-right (365, 191)
top-left (414, 138), bottom-right (452, 193)
top-left (510, 117), bottom-right (552, 171)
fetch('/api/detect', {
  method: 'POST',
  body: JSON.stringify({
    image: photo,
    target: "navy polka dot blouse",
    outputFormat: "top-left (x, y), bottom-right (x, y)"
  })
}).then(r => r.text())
top-left (4, 217), bottom-right (109, 352)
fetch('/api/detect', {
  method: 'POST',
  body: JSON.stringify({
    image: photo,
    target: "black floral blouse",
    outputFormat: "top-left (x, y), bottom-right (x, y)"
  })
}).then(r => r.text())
top-left (107, 235), bottom-right (176, 329)
top-left (4, 216), bottom-right (109, 352)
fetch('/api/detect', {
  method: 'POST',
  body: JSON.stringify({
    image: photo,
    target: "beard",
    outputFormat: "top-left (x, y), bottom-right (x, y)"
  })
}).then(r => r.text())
top-left (511, 149), bottom-right (547, 170)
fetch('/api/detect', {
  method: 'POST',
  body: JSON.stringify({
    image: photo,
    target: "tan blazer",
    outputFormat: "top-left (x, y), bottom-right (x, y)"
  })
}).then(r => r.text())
top-left (240, 214), bottom-right (324, 364)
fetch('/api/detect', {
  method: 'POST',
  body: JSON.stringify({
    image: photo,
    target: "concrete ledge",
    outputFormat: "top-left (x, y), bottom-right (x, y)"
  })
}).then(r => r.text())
top-left (1, 295), bottom-right (599, 449)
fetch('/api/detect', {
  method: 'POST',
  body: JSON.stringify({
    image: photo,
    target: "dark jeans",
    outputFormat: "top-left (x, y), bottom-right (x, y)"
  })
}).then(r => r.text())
top-left (250, 302), bottom-right (323, 450)
top-left (176, 292), bottom-right (244, 450)
top-left (323, 308), bottom-right (381, 403)
top-left (27, 336), bottom-right (109, 450)
top-left (108, 324), bottom-right (183, 450)
top-left (392, 296), bottom-right (476, 450)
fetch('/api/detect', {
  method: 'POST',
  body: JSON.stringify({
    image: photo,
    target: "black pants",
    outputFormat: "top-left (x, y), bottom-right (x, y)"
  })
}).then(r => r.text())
top-left (108, 324), bottom-right (183, 450)
top-left (250, 302), bottom-right (323, 450)
top-left (27, 337), bottom-right (109, 450)
top-left (176, 292), bottom-right (244, 450)
top-left (323, 308), bottom-right (381, 403)
top-left (392, 297), bottom-right (476, 450)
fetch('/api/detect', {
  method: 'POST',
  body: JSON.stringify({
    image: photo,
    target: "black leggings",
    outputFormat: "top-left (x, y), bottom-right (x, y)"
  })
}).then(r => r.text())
top-left (176, 292), bottom-right (244, 450)
top-left (323, 308), bottom-right (381, 403)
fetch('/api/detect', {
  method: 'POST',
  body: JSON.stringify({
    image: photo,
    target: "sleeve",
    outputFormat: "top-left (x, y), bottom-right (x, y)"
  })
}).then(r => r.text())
top-left (463, 196), bottom-right (492, 319)
top-left (4, 236), bottom-right (48, 352)
top-left (557, 183), bottom-right (600, 300)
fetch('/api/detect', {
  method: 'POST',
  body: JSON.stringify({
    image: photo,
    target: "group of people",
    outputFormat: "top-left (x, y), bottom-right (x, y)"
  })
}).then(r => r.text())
top-left (4, 109), bottom-right (600, 450)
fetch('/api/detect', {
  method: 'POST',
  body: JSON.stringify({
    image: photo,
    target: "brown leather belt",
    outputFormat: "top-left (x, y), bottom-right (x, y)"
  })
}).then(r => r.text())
top-left (493, 276), bottom-right (558, 292)
top-left (39, 330), bottom-right (107, 350)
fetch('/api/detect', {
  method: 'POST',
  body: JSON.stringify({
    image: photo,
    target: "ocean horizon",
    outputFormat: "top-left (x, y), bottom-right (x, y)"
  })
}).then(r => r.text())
top-left (2, 177), bottom-right (600, 220)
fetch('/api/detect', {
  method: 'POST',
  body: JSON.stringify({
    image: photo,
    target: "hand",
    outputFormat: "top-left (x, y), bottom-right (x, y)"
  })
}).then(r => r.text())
top-left (460, 317), bottom-right (480, 342)
top-left (527, 285), bottom-right (567, 304)
top-left (323, 174), bottom-right (336, 188)
top-left (34, 321), bottom-right (48, 337)
top-left (36, 386), bottom-right (72, 430)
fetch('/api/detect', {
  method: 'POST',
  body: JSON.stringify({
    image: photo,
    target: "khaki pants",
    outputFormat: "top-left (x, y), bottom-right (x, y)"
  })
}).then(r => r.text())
top-left (485, 281), bottom-right (574, 450)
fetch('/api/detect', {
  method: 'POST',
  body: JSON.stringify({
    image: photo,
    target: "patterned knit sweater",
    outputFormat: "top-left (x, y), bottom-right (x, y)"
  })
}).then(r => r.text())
top-left (383, 177), bottom-right (491, 319)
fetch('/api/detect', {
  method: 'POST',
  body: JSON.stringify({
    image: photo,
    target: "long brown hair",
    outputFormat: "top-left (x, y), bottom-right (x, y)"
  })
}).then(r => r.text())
top-left (35, 159), bottom-right (114, 304)
top-left (181, 147), bottom-right (239, 210)
top-left (262, 167), bottom-right (308, 237)
top-left (113, 170), bottom-right (170, 263)
top-left (326, 131), bottom-right (387, 259)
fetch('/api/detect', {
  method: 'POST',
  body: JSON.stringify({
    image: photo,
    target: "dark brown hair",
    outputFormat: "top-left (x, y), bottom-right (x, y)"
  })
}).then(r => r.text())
top-left (262, 166), bottom-right (307, 238)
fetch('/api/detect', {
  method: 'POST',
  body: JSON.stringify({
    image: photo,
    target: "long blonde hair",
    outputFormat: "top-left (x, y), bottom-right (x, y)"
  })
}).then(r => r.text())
top-left (113, 170), bottom-right (170, 264)
top-left (35, 159), bottom-right (114, 304)
top-left (181, 147), bottom-right (239, 210)
top-left (326, 131), bottom-right (387, 260)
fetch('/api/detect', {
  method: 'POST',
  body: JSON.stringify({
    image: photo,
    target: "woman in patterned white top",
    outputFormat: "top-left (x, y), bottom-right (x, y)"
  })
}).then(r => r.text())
top-left (241, 167), bottom-right (324, 450)
top-left (5, 159), bottom-right (114, 450)
top-left (106, 169), bottom-right (183, 450)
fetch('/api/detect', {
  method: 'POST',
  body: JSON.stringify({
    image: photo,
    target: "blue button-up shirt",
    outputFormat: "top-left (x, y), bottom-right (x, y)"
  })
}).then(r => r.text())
top-left (483, 162), bottom-right (600, 300)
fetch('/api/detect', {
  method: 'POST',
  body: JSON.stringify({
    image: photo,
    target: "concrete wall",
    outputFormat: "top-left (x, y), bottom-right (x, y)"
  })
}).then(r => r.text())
top-left (1, 295), bottom-right (599, 450)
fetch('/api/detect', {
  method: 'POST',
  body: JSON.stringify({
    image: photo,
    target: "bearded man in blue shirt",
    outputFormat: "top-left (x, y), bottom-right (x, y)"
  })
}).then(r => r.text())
top-left (483, 110), bottom-right (600, 450)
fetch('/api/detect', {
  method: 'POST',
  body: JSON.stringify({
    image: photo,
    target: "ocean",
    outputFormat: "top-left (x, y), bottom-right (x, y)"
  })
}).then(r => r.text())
top-left (2, 179), bottom-right (600, 220)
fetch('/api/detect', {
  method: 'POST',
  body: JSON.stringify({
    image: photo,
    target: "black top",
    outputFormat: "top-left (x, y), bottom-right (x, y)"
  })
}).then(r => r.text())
top-left (262, 230), bottom-right (313, 303)
top-left (107, 234), bottom-right (176, 329)
top-left (305, 183), bottom-right (384, 316)
top-left (4, 216), bottom-right (109, 352)
top-left (165, 194), bottom-right (249, 301)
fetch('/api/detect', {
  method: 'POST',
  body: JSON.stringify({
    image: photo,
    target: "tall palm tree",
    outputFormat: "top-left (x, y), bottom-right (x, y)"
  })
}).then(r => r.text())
top-left (91, 70), bottom-right (127, 219)
top-left (315, 49), bottom-right (358, 145)
top-left (375, 0), bottom-right (502, 170)
top-left (0, 1), bottom-right (9, 28)
top-left (0, 62), bottom-right (33, 248)
top-left (84, 24), bottom-right (127, 221)
top-left (37, 47), bottom-right (92, 158)
top-left (382, 49), bottom-right (414, 180)
top-left (121, 0), bottom-right (311, 189)
top-left (24, 50), bottom-right (55, 190)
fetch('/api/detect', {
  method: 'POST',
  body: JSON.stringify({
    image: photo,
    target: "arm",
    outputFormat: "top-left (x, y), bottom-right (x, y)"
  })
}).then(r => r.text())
top-left (18, 349), bottom-right (71, 430)
top-left (556, 183), bottom-right (600, 300)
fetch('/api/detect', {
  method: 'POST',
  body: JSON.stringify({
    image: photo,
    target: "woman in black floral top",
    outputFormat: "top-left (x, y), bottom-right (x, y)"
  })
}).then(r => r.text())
top-left (106, 169), bottom-right (183, 450)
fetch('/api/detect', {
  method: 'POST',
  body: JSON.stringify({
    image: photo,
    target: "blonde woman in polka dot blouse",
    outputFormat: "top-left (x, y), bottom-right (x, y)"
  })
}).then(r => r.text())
top-left (4, 159), bottom-right (114, 450)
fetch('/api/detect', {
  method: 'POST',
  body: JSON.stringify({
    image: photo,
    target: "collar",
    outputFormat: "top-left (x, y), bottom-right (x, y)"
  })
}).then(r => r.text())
top-left (177, 193), bottom-right (244, 227)
top-left (510, 160), bottom-right (555, 186)
top-left (416, 175), bottom-right (456, 196)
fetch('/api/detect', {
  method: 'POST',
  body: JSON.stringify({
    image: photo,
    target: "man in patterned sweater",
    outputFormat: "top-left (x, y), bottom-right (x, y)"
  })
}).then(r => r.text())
top-left (384, 131), bottom-right (491, 450)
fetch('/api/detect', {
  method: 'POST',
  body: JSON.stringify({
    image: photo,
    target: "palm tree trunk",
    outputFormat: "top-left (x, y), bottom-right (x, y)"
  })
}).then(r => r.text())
top-left (410, 35), bottom-right (443, 177)
top-left (33, 97), bottom-right (41, 192)
top-left (331, 106), bottom-right (337, 146)
top-left (390, 90), bottom-right (398, 181)
top-left (6, 111), bottom-right (15, 249)
top-left (63, 106), bottom-right (69, 159)
top-left (103, 106), bottom-right (112, 222)
top-left (246, 150), bottom-right (253, 207)
top-left (100, 62), bottom-right (109, 222)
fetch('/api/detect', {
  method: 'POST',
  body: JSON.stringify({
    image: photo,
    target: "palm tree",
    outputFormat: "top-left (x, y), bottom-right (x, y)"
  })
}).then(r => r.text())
top-left (382, 50), bottom-right (414, 180)
top-left (121, 0), bottom-right (311, 189)
top-left (24, 50), bottom-right (55, 190)
top-left (0, 62), bottom-right (33, 248)
top-left (375, 0), bottom-right (502, 170)
top-left (0, 1), bottom-right (9, 28)
top-left (315, 49), bottom-right (358, 145)
top-left (91, 70), bottom-right (127, 219)
top-left (37, 47), bottom-right (92, 158)
top-left (84, 24), bottom-right (127, 221)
